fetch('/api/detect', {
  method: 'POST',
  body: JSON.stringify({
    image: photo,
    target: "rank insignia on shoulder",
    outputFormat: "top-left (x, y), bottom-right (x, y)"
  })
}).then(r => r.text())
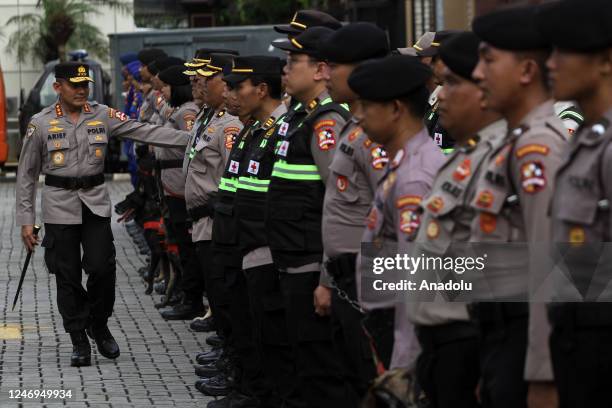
top-left (363, 138), bottom-right (373, 148)
top-left (453, 158), bottom-right (471, 181)
top-left (396, 195), bottom-right (422, 209)
top-left (399, 209), bottom-right (421, 235)
top-left (264, 117), bottom-right (275, 129)
top-left (515, 144), bottom-right (549, 159)
top-left (217, 110), bottom-right (226, 118)
top-left (308, 99), bottom-right (319, 111)
top-left (55, 104), bottom-right (64, 117)
top-left (371, 146), bottom-right (388, 170)
top-left (317, 128), bottom-right (336, 151)
top-left (26, 124), bottom-right (36, 138)
top-left (520, 161), bottom-right (546, 194)
top-left (83, 103), bottom-right (92, 113)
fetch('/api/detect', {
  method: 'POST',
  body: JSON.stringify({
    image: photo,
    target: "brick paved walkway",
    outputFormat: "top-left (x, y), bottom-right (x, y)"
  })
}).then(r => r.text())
top-left (0, 180), bottom-right (213, 407)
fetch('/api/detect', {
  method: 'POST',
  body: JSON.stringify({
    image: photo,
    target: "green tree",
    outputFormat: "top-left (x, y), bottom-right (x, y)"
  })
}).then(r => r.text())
top-left (5, 0), bottom-right (132, 64)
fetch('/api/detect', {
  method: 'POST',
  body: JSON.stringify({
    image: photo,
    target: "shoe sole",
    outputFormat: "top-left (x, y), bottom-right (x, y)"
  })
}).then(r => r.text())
top-left (70, 357), bottom-right (91, 367)
top-left (196, 386), bottom-right (231, 397)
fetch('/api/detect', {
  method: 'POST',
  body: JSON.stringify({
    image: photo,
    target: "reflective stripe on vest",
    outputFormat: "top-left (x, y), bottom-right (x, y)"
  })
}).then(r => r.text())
top-left (237, 176), bottom-right (270, 193)
top-left (219, 177), bottom-right (237, 192)
top-left (442, 148), bottom-right (454, 155)
top-left (271, 160), bottom-right (321, 181)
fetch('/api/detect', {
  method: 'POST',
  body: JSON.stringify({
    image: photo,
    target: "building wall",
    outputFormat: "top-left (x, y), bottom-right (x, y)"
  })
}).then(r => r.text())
top-left (0, 0), bottom-right (136, 115)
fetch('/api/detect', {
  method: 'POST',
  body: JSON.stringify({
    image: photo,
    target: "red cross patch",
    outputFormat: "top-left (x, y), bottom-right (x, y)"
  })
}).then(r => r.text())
top-left (248, 160), bottom-right (260, 175)
top-left (229, 160), bottom-right (240, 174)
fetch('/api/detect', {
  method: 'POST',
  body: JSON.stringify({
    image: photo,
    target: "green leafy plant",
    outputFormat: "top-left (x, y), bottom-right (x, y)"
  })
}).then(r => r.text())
top-left (6, 0), bottom-right (132, 64)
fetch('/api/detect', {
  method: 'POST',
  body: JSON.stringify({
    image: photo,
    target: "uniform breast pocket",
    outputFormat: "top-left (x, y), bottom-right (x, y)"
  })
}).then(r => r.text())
top-left (329, 155), bottom-right (359, 203)
top-left (86, 131), bottom-right (108, 164)
top-left (46, 138), bottom-right (70, 169)
top-left (471, 186), bottom-right (514, 242)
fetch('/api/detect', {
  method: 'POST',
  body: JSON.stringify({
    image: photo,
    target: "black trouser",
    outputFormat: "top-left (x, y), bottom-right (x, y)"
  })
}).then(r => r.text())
top-left (166, 196), bottom-right (202, 305)
top-left (42, 204), bottom-right (116, 333)
top-left (224, 264), bottom-right (271, 402)
top-left (244, 263), bottom-right (303, 408)
top-left (362, 307), bottom-right (395, 369)
top-left (549, 303), bottom-right (612, 408)
top-left (279, 271), bottom-right (350, 408)
top-left (415, 322), bottom-right (480, 408)
top-left (330, 276), bottom-right (376, 402)
top-left (471, 304), bottom-right (528, 408)
top-left (196, 242), bottom-right (232, 338)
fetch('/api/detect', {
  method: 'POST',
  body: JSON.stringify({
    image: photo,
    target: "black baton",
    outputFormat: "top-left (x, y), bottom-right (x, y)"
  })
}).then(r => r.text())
top-left (12, 225), bottom-right (41, 311)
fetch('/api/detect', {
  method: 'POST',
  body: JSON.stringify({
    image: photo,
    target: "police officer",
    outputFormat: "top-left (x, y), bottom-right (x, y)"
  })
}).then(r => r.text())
top-left (148, 56), bottom-right (185, 126)
top-left (470, 6), bottom-right (567, 407)
top-left (406, 31), bottom-right (506, 408)
top-left (267, 26), bottom-right (352, 407)
top-left (314, 22), bottom-right (389, 402)
top-left (350, 55), bottom-right (445, 371)
top-left (537, 1), bottom-right (612, 406)
top-left (224, 56), bottom-right (301, 408)
top-left (154, 64), bottom-right (204, 320)
top-left (137, 48), bottom-right (167, 124)
top-left (16, 62), bottom-right (188, 367)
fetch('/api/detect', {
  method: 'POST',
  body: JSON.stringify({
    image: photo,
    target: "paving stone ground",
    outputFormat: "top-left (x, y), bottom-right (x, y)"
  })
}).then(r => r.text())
top-left (0, 180), bottom-right (214, 407)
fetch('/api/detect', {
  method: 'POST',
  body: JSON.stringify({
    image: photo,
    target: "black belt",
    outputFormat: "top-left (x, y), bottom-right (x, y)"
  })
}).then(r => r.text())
top-left (549, 303), bottom-right (612, 329)
top-left (188, 204), bottom-right (214, 222)
top-left (416, 321), bottom-right (479, 347)
top-left (157, 159), bottom-right (183, 169)
top-left (45, 173), bottom-right (105, 190)
top-left (325, 253), bottom-right (357, 281)
top-left (468, 302), bottom-right (528, 325)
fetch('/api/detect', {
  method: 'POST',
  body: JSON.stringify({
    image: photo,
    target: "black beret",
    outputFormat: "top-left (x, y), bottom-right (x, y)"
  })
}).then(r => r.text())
top-left (348, 55), bottom-right (432, 101)
top-left (274, 10), bottom-right (341, 35)
top-left (439, 31), bottom-right (480, 81)
top-left (273, 26), bottom-right (334, 59)
top-left (416, 30), bottom-right (463, 57)
top-left (55, 62), bottom-right (94, 83)
top-left (223, 56), bottom-right (283, 84)
top-left (536, 0), bottom-right (612, 52)
top-left (149, 57), bottom-right (185, 76)
top-left (196, 53), bottom-right (236, 77)
top-left (318, 22), bottom-right (389, 63)
top-left (473, 5), bottom-right (550, 51)
top-left (137, 48), bottom-right (167, 66)
top-left (159, 65), bottom-right (191, 86)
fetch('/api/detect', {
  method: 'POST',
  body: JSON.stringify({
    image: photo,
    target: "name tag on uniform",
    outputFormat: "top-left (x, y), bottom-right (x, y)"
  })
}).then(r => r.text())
top-left (247, 160), bottom-right (260, 175)
top-left (229, 160), bottom-right (240, 174)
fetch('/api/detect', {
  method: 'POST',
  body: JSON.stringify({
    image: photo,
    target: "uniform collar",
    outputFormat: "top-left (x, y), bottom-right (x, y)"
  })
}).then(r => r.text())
top-left (517, 99), bottom-right (555, 131)
top-left (390, 127), bottom-right (430, 170)
top-left (54, 100), bottom-right (93, 118)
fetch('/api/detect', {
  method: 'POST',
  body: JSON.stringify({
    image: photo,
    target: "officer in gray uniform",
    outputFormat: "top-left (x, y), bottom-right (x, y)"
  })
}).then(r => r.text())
top-left (406, 31), bottom-right (506, 408)
top-left (137, 48), bottom-right (167, 124)
top-left (538, 1), bottom-right (612, 406)
top-left (350, 55), bottom-right (445, 371)
top-left (16, 62), bottom-right (188, 367)
top-left (314, 22), bottom-right (389, 402)
top-left (154, 65), bottom-right (204, 320)
top-left (470, 6), bottom-right (568, 407)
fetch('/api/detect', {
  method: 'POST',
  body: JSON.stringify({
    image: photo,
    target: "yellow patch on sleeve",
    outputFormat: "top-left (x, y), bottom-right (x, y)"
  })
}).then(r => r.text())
top-left (396, 195), bottom-right (422, 209)
top-left (314, 119), bottom-right (336, 130)
top-left (515, 144), bottom-right (549, 159)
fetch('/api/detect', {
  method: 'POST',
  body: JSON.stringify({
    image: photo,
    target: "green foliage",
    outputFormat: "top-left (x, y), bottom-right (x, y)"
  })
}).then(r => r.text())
top-left (5, 0), bottom-right (132, 64)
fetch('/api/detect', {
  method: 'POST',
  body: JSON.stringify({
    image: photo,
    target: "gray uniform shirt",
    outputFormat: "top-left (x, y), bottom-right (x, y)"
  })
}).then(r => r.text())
top-left (159, 102), bottom-right (198, 197)
top-left (321, 119), bottom-right (387, 284)
top-left (138, 89), bottom-right (157, 124)
top-left (405, 119), bottom-right (506, 326)
top-left (16, 101), bottom-right (186, 226)
top-left (469, 100), bottom-right (568, 381)
top-left (359, 128), bottom-right (446, 369)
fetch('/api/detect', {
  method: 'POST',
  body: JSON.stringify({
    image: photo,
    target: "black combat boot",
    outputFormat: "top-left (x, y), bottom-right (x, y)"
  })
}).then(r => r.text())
top-left (69, 331), bottom-right (91, 367)
top-left (86, 325), bottom-right (120, 359)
